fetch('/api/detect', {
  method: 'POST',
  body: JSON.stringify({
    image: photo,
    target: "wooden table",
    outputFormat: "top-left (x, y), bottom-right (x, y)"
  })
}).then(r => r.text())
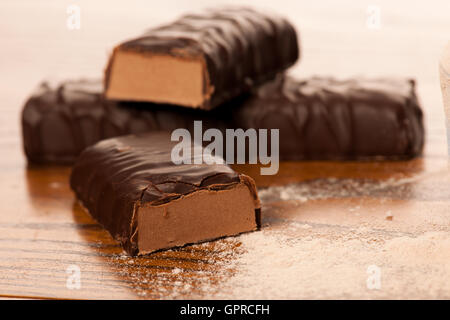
top-left (0, 0), bottom-right (449, 299)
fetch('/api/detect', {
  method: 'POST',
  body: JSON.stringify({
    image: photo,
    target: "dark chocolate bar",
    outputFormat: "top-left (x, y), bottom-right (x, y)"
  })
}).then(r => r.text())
top-left (21, 80), bottom-right (222, 164)
top-left (70, 132), bottom-right (261, 255)
top-left (104, 7), bottom-right (299, 109)
top-left (22, 76), bottom-right (424, 165)
top-left (230, 76), bottom-right (424, 160)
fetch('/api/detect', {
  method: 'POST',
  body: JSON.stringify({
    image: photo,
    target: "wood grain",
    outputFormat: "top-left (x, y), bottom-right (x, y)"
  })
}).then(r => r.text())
top-left (0, 0), bottom-right (449, 299)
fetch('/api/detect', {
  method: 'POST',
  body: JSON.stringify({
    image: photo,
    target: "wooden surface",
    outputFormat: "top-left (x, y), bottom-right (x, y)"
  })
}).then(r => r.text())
top-left (1, 0), bottom-right (450, 299)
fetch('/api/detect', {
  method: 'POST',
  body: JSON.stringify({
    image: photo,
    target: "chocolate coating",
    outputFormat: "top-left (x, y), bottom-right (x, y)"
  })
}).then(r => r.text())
top-left (22, 76), bottom-right (425, 165)
top-left (21, 80), bottom-right (221, 164)
top-left (105, 7), bottom-right (299, 109)
top-left (70, 132), bottom-right (261, 255)
top-left (230, 76), bottom-right (424, 160)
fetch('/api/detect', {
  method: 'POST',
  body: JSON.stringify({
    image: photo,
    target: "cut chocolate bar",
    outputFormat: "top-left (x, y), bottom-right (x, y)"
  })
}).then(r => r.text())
top-left (70, 132), bottom-right (261, 255)
top-left (104, 7), bottom-right (299, 109)
top-left (230, 76), bottom-right (424, 160)
top-left (21, 80), bottom-right (222, 164)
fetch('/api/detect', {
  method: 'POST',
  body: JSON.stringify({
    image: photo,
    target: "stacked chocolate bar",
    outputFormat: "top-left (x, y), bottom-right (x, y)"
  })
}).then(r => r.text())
top-left (21, 7), bottom-right (425, 255)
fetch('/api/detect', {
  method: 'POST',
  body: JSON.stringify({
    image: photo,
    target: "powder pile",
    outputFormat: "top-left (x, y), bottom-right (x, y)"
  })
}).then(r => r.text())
top-left (208, 226), bottom-right (450, 299)
top-left (258, 175), bottom-right (442, 203)
top-left (204, 176), bottom-right (450, 299)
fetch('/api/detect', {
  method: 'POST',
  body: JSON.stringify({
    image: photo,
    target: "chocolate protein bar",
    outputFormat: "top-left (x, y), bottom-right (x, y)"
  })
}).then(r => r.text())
top-left (230, 76), bottom-right (424, 160)
top-left (21, 76), bottom-right (424, 165)
top-left (21, 80), bottom-right (222, 164)
top-left (70, 132), bottom-right (261, 255)
top-left (104, 7), bottom-right (299, 109)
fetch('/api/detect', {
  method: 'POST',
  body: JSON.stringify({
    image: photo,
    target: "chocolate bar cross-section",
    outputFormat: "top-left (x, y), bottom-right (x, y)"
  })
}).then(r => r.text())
top-left (70, 132), bottom-right (261, 255)
top-left (104, 7), bottom-right (299, 109)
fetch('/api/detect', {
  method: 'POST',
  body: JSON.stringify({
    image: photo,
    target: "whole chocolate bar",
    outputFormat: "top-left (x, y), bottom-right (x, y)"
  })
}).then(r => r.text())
top-left (104, 7), bottom-right (299, 109)
top-left (21, 80), bottom-right (222, 164)
top-left (70, 132), bottom-right (261, 255)
top-left (22, 76), bottom-right (424, 165)
top-left (230, 76), bottom-right (424, 160)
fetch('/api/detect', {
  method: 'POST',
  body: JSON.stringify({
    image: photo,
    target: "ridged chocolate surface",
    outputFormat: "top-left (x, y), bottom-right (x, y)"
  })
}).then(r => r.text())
top-left (106, 7), bottom-right (299, 109)
top-left (22, 76), bottom-right (425, 164)
top-left (70, 132), bottom-right (260, 255)
top-left (231, 76), bottom-right (425, 160)
top-left (21, 80), bottom-right (221, 164)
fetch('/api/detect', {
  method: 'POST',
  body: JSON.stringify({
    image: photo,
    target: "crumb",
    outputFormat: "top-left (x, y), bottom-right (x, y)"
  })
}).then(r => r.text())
top-left (385, 211), bottom-right (394, 221)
